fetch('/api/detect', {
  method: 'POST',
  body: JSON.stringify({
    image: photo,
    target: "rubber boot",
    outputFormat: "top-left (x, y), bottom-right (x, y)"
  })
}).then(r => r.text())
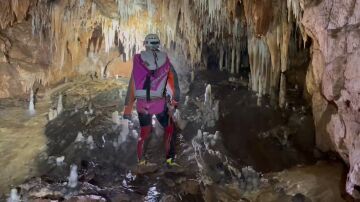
top-left (137, 126), bottom-right (152, 161)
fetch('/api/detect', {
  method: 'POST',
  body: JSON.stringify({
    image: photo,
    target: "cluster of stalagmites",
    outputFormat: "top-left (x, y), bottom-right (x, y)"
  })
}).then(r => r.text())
top-left (185, 85), bottom-right (262, 196)
top-left (11, 98), bottom-right (136, 201)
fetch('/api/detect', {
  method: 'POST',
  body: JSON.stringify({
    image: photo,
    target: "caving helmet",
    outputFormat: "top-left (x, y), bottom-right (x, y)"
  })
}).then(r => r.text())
top-left (144, 34), bottom-right (160, 50)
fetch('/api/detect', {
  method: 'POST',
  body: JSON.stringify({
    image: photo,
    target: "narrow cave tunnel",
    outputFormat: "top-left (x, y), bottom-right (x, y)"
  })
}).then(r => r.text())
top-left (0, 0), bottom-right (359, 201)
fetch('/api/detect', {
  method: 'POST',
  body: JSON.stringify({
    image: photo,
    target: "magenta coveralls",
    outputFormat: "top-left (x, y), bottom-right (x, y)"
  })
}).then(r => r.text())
top-left (123, 53), bottom-right (180, 161)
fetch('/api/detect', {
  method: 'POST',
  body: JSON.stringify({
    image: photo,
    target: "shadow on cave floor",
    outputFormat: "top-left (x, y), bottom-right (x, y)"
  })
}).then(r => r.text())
top-left (190, 69), bottom-right (316, 173)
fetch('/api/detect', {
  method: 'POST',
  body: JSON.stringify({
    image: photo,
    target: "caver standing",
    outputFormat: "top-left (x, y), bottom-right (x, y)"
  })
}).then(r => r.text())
top-left (123, 34), bottom-right (180, 166)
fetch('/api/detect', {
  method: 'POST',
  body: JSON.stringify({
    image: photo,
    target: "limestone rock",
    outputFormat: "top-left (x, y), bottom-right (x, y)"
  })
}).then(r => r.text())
top-left (302, 0), bottom-right (360, 197)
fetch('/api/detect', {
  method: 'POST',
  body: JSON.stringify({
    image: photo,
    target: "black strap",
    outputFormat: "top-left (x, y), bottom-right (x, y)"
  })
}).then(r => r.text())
top-left (144, 76), bottom-right (150, 101)
top-left (143, 51), bottom-right (159, 101)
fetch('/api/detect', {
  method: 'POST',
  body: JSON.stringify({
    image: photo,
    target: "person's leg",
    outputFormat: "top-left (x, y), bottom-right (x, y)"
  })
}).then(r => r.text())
top-left (168, 124), bottom-right (176, 159)
top-left (156, 107), bottom-right (176, 160)
top-left (137, 112), bottom-right (152, 161)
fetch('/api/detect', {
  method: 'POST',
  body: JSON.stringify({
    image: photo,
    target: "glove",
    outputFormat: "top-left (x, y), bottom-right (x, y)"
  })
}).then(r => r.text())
top-left (170, 100), bottom-right (179, 109)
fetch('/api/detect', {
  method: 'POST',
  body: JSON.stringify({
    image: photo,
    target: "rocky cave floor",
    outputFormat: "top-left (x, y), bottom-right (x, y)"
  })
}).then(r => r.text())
top-left (0, 71), bottom-right (351, 202)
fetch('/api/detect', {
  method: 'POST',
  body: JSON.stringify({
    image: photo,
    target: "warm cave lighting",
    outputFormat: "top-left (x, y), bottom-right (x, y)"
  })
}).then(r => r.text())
top-left (0, 0), bottom-right (358, 201)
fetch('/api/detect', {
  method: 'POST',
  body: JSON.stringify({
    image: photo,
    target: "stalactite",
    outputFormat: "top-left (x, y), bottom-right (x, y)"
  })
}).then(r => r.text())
top-left (240, 0), bottom-right (301, 107)
top-left (231, 48), bottom-right (236, 74)
top-left (281, 12), bottom-right (292, 73)
top-left (11, 0), bottom-right (30, 23)
top-left (235, 45), bottom-right (241, 74)
top-left (279, 73), bottom-right (287, 108)
top-left (219, 46), bottom-right (224, 71)
top-left (266, 28), bottom-right (281, 103)
top-left (104, 20), bottom-right (119, 53)
top-left (0, 0), bottom-right (308, 103)
top-left (0, 0), bottom-right (30, 29)
top-left (287, 0), bottom-right (303, 23)
top-left (79, 0), bottom-right (85, 7)
top-left (91, 2), bottom-right (96, 18)
top-left (248, 35), bottom-right (272, 97)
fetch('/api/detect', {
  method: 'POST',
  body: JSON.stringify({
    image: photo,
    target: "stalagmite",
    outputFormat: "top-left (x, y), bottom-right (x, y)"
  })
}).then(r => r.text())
top-left (213, 100), bottom-right (219, 121)
top-left (118, 119), bottom-right (129, 144)
top-left (57, 94), bottom-right (63, 115)
top-left (48, 108), bottom-right (58, 121)
top-left (131, 129), bottom-right (138, 139)
top-left (67, 164), bottom-right (78, 188)
top-left (56, 156), bottom-right (65, 166)
top-left (7, 188), bottom-right (20, 202)
top-left (184, 95), bottom-right (189, 106)
top-left (100, 66), bottom-right (105, 79)
top-left (112, 111), bottom-right (120, 125)
top-left (191, 70), bottom-right (195, 82)
top-left (173, 109), bottom-right (187, 130)
top-left (204, 84), bottom-right (212, 107)
top-left (87, 135), bottom-right (95, 150)
top-left (75, 132), bottom-right (85, 143)
top-left (28, 88), bottom-right (35, 115)
top-left (196, 129), bottom-right (203, 140)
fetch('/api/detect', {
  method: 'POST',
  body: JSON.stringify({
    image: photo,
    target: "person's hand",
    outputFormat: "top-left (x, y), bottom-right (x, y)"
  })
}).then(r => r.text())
top-left (167, 100), bottom-right (178, 117)
top-left (170, 100), bottom-right (179, 109)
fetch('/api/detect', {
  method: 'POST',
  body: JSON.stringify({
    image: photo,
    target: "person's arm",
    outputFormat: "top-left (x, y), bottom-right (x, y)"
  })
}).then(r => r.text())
top-left (166, 64), bottom-right (180, 107)
top-left (123, 73), bottom-right (135, 119)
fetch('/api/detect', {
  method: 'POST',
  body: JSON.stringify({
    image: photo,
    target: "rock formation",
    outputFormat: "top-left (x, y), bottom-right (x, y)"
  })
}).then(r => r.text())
top-left (0, 0), bottom-right (359, 198)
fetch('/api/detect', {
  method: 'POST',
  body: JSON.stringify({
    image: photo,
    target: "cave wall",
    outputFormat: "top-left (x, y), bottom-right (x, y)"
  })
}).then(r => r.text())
top-left (245, 0), bottom-right (360, 197)
top-left (0, 0), bottom-right (360, 198)
top-left (0, 0), bottom-right (134, 98)
top-left (301, 0), bottom-right (360, 197)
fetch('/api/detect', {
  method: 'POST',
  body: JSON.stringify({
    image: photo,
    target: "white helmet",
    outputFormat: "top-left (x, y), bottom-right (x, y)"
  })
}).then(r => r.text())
top-left (144, 34), bottom-right (160, 50)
